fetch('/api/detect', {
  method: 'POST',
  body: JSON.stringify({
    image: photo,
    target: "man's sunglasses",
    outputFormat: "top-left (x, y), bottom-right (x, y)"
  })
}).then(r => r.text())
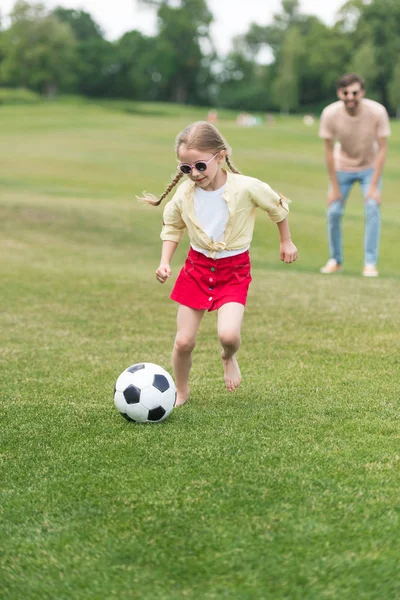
top-left (178, 152), bottom-right (219, 175)
top-left (342, 90), bottom-right (361, 97)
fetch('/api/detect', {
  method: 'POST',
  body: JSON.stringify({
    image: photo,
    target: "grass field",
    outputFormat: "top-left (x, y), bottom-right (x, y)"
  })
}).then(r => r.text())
top-left (1, 100), bottom-right (400, 599)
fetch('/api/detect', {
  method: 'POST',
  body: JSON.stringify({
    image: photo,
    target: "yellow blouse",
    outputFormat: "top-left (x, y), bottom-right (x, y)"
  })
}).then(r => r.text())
top-left (160, 170), bottom-right (289, 258)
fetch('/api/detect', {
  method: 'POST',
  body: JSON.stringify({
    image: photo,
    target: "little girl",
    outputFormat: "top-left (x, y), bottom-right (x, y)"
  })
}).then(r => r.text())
top-left (139, 121), bottom-right (298, 406)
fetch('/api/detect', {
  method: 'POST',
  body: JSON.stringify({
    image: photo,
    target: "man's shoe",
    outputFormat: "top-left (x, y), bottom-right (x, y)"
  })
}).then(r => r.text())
top-left (362, 264), bottom-right (378, 277)
top-left (320, 259), bottom-right (342, 274)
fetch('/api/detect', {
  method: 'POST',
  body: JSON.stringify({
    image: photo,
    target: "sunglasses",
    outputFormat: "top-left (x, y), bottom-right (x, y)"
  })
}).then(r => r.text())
top-left (178, 152), bottom-right (219, 175)
top-left (342, 90), bottom-right (361, 97)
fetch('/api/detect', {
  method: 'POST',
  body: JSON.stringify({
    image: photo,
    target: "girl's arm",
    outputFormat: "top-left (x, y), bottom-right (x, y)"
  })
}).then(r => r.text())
top-left (156, 241), bottom-right (178, 283)
top-left (276, 218), bottom-right (298, 264)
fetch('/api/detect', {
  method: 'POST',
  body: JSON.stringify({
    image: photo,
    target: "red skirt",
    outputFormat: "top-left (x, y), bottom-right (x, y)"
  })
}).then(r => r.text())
top-left (170, 247), bottom-right (252, 312)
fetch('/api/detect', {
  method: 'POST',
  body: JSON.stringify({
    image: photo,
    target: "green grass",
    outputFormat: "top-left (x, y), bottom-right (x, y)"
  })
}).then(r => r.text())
top-left (1, 101), bottom-right (400, 600)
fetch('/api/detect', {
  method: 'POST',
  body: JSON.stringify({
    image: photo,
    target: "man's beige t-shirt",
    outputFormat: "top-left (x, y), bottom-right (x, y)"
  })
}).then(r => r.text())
top-left (319, 99), bottom-right (391, 171)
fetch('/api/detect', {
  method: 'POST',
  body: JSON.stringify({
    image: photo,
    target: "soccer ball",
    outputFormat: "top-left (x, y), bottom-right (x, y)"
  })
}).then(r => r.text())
top-left (114, 363), bottom-right (176, 423)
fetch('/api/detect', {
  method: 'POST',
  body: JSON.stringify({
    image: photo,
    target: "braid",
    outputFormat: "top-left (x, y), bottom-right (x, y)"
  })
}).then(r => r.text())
top-left (225, 155), bottom-right (241, 174)
top-left (137, 171), bottom-right (184, 206)
top-left (138, 122), bottom-right (241, 205)
top-left (158, 171), bottom-right (184, 204)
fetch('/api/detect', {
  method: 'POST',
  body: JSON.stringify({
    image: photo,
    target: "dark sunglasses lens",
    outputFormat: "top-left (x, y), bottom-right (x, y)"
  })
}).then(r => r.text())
top-left (180, 165), bottom-right (191, 174)
top-left (195, 162), bottom-right (207, 172)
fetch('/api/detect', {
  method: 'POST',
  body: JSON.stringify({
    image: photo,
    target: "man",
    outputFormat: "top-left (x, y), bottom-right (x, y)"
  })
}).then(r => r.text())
top-left (319, 73), bottom-right (391, 277)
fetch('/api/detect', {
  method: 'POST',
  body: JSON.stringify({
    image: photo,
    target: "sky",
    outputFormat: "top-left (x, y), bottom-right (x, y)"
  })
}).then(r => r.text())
top-left (1, 0), bottom-right (346, 56)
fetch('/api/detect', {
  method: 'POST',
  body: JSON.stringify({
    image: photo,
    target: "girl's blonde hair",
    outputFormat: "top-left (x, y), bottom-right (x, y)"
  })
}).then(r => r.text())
top-left (138, 121), bottom-right (240, 206)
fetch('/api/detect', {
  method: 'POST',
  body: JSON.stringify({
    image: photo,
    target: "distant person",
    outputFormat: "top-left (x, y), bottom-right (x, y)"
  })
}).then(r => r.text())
top-left (265, 113), bottom-right (276, 127)
top-left (138, 121), bottom-right (298, 406)
top-left (207, 109), bottom-right (218, 123)
top-left (303, 114), bottom-right (315, 126)
top-left (319, 73), bottom-right (391, 277)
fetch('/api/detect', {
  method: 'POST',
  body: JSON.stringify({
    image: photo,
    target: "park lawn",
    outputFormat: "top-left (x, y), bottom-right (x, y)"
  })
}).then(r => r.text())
top-left (0, 101), bottom-right (400, 599)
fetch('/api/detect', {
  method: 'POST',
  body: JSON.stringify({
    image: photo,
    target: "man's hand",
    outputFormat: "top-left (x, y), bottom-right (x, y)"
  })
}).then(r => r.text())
top-left (328, 186), bottom-right (343, 205)
top-left (280, 240), bottom-right (298, 264)
top-left (156, 264), bottom-right (171, 283)
top-left (366, 185), bottom-right (381, 205)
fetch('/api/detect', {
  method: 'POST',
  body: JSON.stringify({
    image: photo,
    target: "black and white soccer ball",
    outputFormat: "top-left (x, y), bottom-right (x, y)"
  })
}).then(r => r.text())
top-left (114, 363), bottom-right (176, 423)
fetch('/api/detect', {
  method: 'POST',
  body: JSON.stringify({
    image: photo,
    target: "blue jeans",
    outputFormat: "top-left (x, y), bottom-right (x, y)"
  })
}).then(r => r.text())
top-left (326, 169), bottom-right (381, 265)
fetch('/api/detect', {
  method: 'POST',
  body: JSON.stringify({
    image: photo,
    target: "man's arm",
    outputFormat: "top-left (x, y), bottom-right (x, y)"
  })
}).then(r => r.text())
top-left (367, 137), bottom-right (388, 204)
top-left (324, 139), bottom-right (342, 204)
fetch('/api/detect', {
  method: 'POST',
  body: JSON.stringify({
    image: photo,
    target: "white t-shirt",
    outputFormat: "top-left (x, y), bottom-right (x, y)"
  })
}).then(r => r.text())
top-left (191, 185), bottom-right (249, 258)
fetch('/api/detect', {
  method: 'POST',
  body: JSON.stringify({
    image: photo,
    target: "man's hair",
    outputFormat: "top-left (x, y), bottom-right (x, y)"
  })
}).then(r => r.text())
top-left (336, 73), bottom-right (365, 90)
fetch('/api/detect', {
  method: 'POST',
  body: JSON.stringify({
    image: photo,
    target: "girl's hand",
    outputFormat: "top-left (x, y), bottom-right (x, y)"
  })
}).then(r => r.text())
top-left (156, 264), bottom-right (171, 283)
top-left (280, 240), bottom-right (298, 264)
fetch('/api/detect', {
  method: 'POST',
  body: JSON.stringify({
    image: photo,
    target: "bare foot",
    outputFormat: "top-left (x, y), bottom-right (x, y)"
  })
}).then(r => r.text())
top-left (221, 354), bottom-right (241, 391)
top-left (175, 387), bottom-right (190, 407)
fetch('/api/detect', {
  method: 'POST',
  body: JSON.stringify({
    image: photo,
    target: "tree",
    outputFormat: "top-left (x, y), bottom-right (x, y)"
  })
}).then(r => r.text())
top-left (112, 30), bottom-right (162, 100)
top-left (337, 0), bottom-right (400, 108)
top-left (136, 0), bottom-right (214, 104)
top-left (299, 17), bottom-right (352, 107)
top-left (240, 1), bottom-right (346, 110)
top-left (216, 41), bottom-right (271, 111)
top-left (53, 7), bottom-right (103, 41)
top-left (243, 0), bottom-right (301, 60)
top-left (53, 6), bottom-right (113, 96)
top-left (73, 37), bottom-right (120, 97)
top-left (388, 62), bottom-right (400, 117)
top-left (0, 9), bottom-right (5, 72)
top-left (0, 1), bottom-right (76, 96)
top-left (346, 41), bottom-right (378, 92)
top-left (273, 27), bottom-right (305, 113)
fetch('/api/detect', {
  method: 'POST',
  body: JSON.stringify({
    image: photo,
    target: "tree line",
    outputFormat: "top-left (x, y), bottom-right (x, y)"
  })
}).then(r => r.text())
top-left (0, 0), bottom-right (399, 114)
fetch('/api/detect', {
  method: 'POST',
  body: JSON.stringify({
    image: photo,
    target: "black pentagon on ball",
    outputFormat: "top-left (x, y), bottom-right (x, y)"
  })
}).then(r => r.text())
top-left (153, 374), bottom-right (170, 393)
top-left (121, 413), bottom-right (136, 422)
top-left (147, 406), bottom-right (166, 422)
top-left (126, 363), bottom-right (145, 374)
top-left (123, 384), bottom-right (141, 404)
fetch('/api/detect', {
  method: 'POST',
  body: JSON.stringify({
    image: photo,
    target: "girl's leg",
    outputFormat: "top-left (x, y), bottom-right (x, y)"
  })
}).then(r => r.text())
top-left (217, 302), bottom-right (245, 392)
top-left (173, 304), bottom-right (205, 406)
